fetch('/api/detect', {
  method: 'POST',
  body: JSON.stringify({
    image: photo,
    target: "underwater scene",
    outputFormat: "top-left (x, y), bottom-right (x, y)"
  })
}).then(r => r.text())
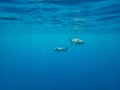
top-left (0, 0), bottom-right (120, 90)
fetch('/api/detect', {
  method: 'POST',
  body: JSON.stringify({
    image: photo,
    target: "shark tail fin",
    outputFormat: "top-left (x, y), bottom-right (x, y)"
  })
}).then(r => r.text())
top-left (69, 38), bottom-right (73, 46)
top-left (64, 46), bottom-right (70, 52)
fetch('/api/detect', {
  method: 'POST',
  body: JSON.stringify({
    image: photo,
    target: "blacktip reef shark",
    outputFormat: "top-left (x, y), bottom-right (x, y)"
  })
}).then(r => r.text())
top-left (69, 37), bottom-right (85, 45)
top-left (54, 46), bottom-right (70, 52)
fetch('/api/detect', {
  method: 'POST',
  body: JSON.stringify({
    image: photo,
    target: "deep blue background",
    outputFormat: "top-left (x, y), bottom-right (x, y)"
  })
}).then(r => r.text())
top-left (0, 33), bottom-right (120, 90)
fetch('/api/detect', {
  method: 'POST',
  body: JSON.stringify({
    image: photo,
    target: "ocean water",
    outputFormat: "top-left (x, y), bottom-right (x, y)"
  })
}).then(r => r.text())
top-left (0, 0), bottom-right (120, 90)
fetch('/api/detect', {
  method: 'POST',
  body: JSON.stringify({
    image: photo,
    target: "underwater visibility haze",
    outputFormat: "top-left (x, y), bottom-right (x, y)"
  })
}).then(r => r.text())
top-left (0, 0), bottom-right (120, 90)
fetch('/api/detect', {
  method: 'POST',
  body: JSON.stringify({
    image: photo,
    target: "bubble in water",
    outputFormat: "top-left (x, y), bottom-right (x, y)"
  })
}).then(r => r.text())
top-left (74, 18), bottom-right (85, 23)
top-left (73, 25), bottom-right (81, 30)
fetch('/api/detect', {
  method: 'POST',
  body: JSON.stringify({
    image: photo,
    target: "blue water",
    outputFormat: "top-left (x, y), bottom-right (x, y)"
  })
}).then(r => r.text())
top-left (0, 0), bottom-right (120, 90)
